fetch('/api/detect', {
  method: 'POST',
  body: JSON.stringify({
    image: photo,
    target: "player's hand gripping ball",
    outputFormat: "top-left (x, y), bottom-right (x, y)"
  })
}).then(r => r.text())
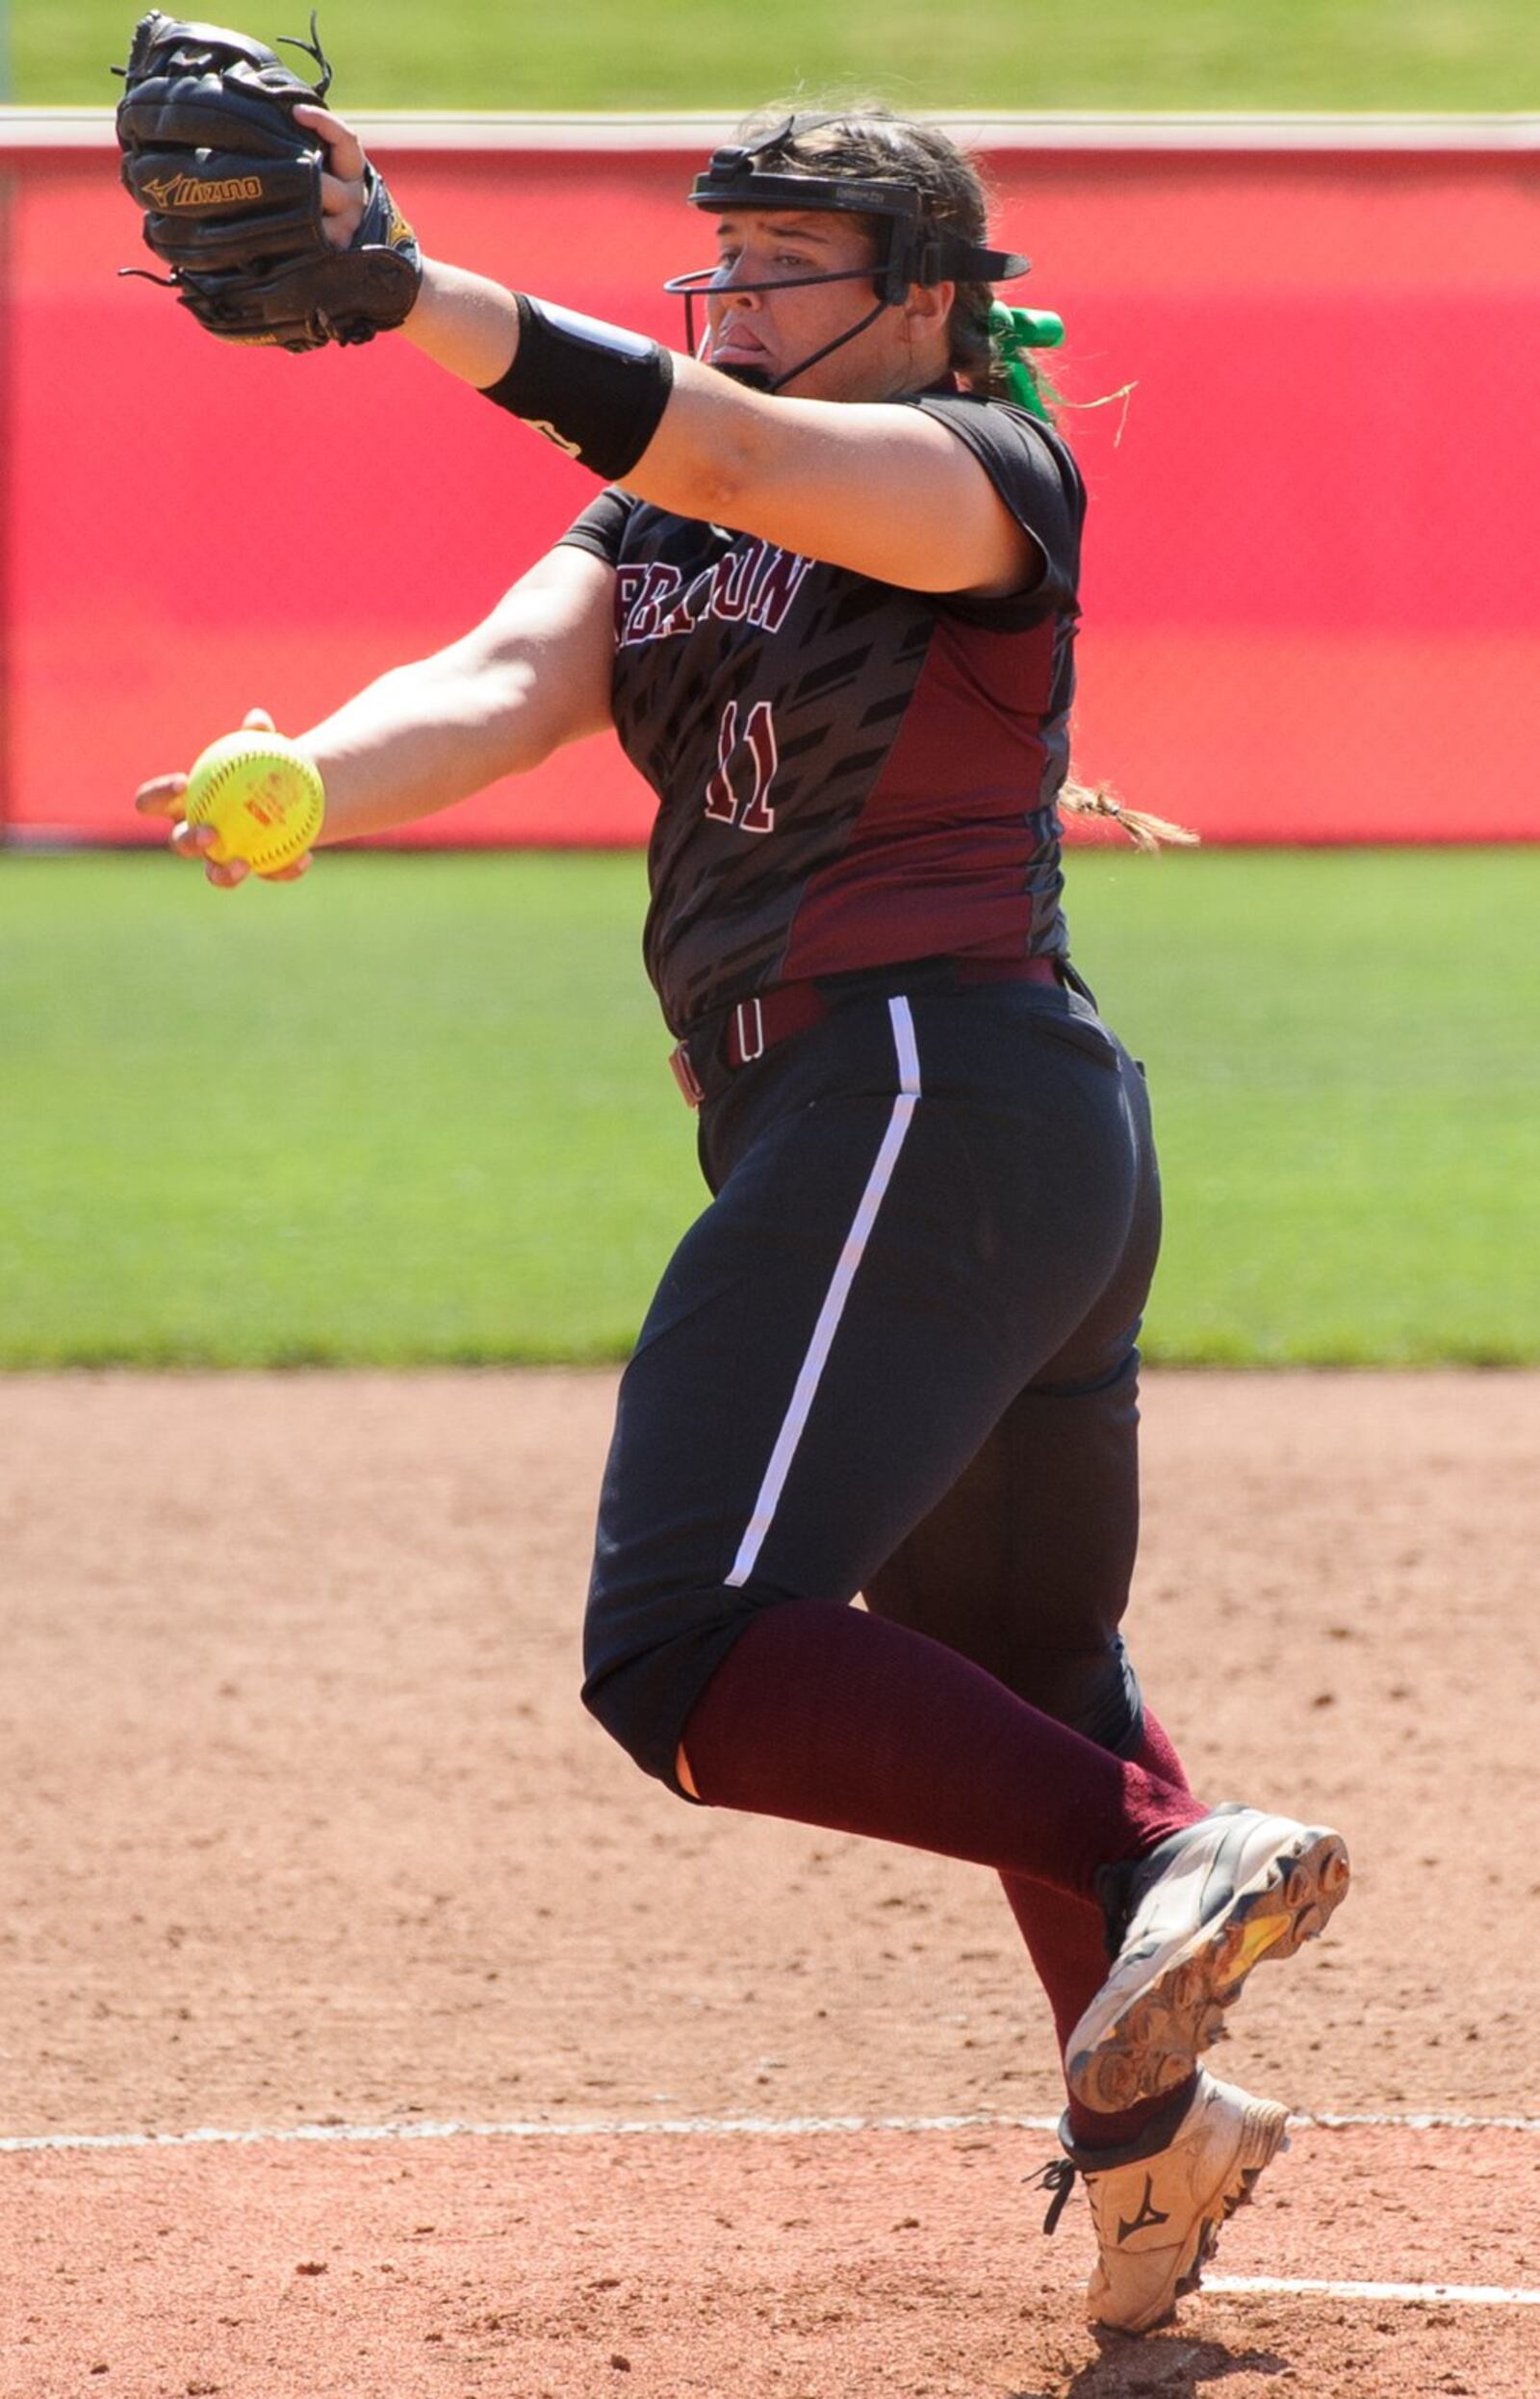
top-left (182, 730), bottom-right (325, 874)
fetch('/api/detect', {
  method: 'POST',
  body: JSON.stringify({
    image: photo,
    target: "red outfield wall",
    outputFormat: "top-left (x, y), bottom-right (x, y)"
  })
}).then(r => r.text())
top-left (2, 122), bottom-right (1537, 847)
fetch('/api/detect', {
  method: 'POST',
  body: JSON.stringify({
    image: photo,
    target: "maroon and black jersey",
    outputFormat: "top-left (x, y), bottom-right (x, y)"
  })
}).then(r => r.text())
top-left (560, 390), bottom-right (1085, 1035)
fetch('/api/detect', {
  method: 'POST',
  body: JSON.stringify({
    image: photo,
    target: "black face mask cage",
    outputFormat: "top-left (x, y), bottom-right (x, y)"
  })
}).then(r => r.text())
top-left (667, 118), bottom-right (1029, 393)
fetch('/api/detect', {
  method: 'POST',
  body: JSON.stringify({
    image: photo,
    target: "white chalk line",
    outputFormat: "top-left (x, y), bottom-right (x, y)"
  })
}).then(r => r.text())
top-left (6, 2109), bottom-right (1539, 2311)
top-left (1205, 2276), bottom-right (1540, 2308)
top-left (0, 2110), bottom-right (1020, 2155)
top-left (4, 2102), bottom-right (1537, 2156)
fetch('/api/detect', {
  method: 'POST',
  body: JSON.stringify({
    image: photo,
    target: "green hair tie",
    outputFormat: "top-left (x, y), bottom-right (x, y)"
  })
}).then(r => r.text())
top-left (988, 301), bottom-right (1065, 422)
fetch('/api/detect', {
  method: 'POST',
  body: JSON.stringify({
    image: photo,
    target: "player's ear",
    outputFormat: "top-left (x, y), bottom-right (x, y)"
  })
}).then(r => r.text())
top-left (900, 278), bottom-right (953, 371)
top-left (903, 278), bottom-right (953, 335)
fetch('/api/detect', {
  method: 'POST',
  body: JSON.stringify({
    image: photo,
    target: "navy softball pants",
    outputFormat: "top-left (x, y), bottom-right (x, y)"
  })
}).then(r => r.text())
top-left (581, 969), bottom-right (1163, 1793)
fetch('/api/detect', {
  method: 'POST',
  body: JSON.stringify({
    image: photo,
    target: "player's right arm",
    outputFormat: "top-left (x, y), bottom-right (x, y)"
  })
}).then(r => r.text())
top-left (135, 544), bottom-right (615, 886)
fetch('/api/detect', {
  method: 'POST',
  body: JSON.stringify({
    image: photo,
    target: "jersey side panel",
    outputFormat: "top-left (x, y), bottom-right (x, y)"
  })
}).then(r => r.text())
top-left (777, 610), bottom-right (1072, 980)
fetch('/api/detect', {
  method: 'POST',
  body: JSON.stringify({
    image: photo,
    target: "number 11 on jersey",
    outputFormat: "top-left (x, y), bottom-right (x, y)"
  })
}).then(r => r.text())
top-left (705, 698), bottom-right (779, 834)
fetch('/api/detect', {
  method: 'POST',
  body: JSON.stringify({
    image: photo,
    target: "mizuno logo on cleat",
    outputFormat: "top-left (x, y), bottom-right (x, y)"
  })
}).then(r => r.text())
top-left (1116, 2175), bottom-right (1172, 2242)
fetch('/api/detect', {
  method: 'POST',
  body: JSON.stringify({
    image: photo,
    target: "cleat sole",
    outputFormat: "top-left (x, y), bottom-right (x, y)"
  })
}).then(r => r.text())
top-left (1068, 1827), bottom-right (1349, 2113)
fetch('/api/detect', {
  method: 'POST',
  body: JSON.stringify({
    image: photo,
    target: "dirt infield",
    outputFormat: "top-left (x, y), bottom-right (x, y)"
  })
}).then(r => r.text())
top-left (4, 1370), bottom-right (1537, 2396)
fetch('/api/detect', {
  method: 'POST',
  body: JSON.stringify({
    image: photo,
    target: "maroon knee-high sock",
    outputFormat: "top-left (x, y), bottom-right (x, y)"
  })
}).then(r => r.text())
top-left (999, 1707), bottom-right (1199, 2152)
top-left (679, 1601), bottom-right (1202, 1903)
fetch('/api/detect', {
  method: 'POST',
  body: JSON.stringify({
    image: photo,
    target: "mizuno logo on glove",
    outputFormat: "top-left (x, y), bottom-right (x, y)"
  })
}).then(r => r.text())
top-left (141, 171), bottom-right (265, 209)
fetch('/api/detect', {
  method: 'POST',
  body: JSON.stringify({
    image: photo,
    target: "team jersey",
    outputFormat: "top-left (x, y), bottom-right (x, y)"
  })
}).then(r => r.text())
top-left (559, 388), bottom-right (1086, 1035)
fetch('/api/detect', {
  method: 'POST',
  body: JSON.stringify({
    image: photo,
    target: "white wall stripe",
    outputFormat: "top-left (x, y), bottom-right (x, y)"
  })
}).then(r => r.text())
top-left (5, 110), bottom-right (1537, 155)
top-left (5, 2103), bottom-right (1538, 2156)
top-left (726, 997), bottom-right (921, 1587)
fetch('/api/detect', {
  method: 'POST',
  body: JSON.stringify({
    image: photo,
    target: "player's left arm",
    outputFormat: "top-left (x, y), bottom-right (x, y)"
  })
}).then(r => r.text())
top-left (302, 112), bottom-right (1041, 604)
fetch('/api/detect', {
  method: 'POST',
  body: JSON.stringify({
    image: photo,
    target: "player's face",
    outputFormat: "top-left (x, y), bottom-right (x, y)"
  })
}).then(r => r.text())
top-left (706, 209), bottom-right (939, 400)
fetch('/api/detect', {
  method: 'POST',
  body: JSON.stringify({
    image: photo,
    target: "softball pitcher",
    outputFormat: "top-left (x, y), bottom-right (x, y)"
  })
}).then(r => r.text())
top-left (124, 17), bottom-right (1349, 2335)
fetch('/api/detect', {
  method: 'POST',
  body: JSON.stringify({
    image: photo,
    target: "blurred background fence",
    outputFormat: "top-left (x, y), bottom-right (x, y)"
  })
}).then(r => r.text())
top-left (1, 114), bottom-right (1536, 847)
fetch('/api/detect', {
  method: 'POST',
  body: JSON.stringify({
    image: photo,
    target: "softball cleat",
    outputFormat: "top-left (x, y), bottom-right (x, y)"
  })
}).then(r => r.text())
top-left (1065, 1803), bottom-right (1350, 2115)
top-left (1035, 2069), bottom-right (1291, 2335)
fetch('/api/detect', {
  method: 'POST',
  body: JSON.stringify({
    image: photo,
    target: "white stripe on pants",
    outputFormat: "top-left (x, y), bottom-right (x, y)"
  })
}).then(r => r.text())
top-left (726, 996), bottom-right (921, 1588)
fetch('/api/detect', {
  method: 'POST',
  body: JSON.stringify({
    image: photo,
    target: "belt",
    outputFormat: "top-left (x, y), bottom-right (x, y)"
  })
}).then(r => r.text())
top-left (668, 954), bottom-right (1064, 1109)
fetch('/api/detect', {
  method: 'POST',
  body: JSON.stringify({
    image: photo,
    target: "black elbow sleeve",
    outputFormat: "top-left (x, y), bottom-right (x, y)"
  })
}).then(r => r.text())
top-left (480, 294), bottom-right (676, 481)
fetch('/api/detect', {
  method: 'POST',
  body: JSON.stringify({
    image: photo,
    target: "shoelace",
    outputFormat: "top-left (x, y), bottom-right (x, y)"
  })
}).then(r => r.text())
top-left (1028, 2155), bottom-right (1078, 2235)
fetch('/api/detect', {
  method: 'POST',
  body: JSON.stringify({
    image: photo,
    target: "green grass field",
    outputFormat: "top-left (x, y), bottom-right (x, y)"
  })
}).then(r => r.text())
top-left (3, 848), bottom-right (1535, 1369)
top-left (13, 0), bottom-right (1537, 112)
top-left (6, 14), bottom-right (1535, 1370)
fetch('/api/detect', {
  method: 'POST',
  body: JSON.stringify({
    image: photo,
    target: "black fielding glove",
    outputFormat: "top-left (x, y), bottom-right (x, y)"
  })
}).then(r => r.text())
top-left (114, 11), bottom-right (421, 351)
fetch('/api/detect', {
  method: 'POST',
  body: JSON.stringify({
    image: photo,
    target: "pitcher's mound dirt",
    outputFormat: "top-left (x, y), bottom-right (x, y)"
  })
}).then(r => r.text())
top-left (2, 1370), bottom-right (1536, 2397)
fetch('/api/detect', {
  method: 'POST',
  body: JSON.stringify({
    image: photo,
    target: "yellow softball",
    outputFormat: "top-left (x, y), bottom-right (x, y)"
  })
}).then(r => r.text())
top-left (183, 731), bottom-right (325, 875)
